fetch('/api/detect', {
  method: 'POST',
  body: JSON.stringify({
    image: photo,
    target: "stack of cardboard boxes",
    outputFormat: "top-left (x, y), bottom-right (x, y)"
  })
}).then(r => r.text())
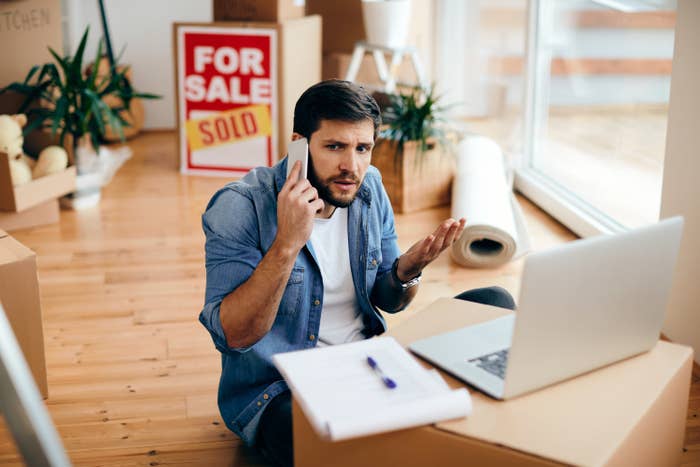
top-left (307, 0), bottom-right (434, 87)
top-left (0, 0), bottom-right (76, 232)
top-left (179, 0), bottom-right (436, 173)
top-left (211, 0), bottom-right (321, 147)
top-left (177, 0), bottom-right (321, 176)
top-left (0, 0), bottom-right (65, 398)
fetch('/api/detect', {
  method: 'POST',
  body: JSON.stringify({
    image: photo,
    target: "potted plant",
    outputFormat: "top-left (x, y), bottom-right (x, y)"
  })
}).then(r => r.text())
top-left (372, 86), bottom-right (456, 213)
top-left (0, 27), bottom-right (159, 208)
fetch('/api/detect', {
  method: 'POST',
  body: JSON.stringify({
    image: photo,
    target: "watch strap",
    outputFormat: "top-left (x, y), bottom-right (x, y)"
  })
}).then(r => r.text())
top-left (391, 257), bottom-right (421, 289)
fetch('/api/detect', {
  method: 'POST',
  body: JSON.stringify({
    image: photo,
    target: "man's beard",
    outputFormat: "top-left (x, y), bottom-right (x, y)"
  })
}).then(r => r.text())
top-left (307, 152), bottom-right (362, 208)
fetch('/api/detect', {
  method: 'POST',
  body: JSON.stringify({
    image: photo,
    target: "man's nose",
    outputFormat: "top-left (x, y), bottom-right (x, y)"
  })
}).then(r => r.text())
top-left (338, 149), bottom-right (359, 173)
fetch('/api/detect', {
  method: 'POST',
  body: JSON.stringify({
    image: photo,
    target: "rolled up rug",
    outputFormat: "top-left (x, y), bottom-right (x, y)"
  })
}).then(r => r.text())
top-left (451, 136), bottom-right (530, 268)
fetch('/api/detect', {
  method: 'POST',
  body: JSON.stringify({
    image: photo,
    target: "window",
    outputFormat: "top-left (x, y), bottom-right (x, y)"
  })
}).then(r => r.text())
top-left (516, 0), bottom-right (676, 235)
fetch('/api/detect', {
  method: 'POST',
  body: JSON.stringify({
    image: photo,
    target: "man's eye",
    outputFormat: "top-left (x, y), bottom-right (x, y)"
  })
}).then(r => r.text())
top-left (327, 144), bottom-right (340, 150)
top-left (357, 146), bottom-right (370, 153)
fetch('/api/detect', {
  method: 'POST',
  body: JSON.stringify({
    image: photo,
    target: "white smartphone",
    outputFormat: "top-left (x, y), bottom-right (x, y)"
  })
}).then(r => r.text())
top-left (286, 138), bottom-right (308, 181)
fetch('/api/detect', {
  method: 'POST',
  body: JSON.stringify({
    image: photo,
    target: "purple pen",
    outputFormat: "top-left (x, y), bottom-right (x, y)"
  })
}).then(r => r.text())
top-left (366, 356), bottom-right (398, 389)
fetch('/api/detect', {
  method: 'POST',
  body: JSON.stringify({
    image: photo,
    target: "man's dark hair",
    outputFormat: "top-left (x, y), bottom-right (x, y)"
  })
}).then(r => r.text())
top-left (293, 80), bottom-right (382, 140)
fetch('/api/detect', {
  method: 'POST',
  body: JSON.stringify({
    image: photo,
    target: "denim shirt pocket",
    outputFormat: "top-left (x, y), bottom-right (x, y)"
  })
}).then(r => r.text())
top-left (278, 266), bottom-right (304, 315)
top-left (366, 248), bottom-right (381, 286)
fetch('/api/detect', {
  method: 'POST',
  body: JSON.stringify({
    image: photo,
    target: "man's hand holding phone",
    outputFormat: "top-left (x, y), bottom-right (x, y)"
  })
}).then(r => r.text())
top-left (218, 159), bottom-right (321, 351)
top-left (275, 160), bottom-right (324, 256)
top-left (286, 138), bottom-right (308, 181)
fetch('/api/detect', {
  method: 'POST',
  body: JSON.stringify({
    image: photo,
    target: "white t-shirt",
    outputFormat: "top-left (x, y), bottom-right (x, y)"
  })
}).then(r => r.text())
top-left (309, 208), bottom-right (366, 346)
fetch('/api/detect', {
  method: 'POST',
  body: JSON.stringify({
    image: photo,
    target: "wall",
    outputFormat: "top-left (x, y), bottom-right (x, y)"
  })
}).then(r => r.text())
top-left (63, 0), bottom-right (212, 129)
top-left (660, 0), bottom-right (700, 364)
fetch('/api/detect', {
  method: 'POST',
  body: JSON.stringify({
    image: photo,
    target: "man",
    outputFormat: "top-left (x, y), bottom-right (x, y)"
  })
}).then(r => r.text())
top-left (200, 80), bottom-right (514, 467)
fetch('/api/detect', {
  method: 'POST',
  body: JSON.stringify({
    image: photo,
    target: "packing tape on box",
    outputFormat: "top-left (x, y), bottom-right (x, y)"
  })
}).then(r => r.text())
top-left (451, 136), bottom-right (531, 268)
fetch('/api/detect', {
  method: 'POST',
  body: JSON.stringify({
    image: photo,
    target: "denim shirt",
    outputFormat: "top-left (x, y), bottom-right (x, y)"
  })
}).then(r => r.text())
top-left (199, 158), bottom-right (401, 446)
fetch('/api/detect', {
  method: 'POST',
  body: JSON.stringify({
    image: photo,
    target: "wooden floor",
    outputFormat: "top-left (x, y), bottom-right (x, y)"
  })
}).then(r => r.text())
top-left (0, 131), bottom-right (698, 466)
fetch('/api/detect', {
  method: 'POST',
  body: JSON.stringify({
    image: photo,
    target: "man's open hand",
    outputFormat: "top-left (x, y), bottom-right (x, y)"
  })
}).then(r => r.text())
top-left (396, 218), bottom-right (466, 281)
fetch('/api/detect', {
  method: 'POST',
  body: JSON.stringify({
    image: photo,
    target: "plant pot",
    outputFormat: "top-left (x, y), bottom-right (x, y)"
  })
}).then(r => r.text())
top-left (372, 138), bottom-right (455, 213)
top-left (60, 137), bottom-right (102, 210)
top-left (362, 0), bottom-right (412, 49)
top-left (59, 139), bottom-right (132, 210)
top-left (60, 172), bottom-right (102, 210)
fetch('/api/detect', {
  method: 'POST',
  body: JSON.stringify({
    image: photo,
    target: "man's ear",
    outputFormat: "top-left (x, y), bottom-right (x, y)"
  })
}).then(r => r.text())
top-left (291, 133), bottom-right (304, 141)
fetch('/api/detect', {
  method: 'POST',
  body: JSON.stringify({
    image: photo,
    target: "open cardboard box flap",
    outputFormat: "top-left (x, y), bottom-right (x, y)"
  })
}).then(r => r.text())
top-left (0, 227), bottom-right (35, 263)
top-left (0, 151), bottom-right (76, 212)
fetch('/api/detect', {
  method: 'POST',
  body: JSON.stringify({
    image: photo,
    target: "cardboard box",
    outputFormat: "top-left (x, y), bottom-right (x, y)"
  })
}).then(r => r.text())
top-left (0, 199), bottom-right (59, 231)
top-left (174, 16), bottom-right (321, 176)
top-left (306, 0), bottom-right (434, 59)
top-left (371, 139), bottom-right (454, 213)
top-left (0, 0), bottom-right (63, 115)
top-left (294, 298), bottom-right (693, 466)
top-left (213, 0), bottom-right (304, 23)
top-left (0, 229), bottom-right (48, 398)
top-left (277, 16), bottom-right (322, 155)
top-left (0, 151), bottom-right (77, 212)
top-left (305, 0), bottom-right (363, 54)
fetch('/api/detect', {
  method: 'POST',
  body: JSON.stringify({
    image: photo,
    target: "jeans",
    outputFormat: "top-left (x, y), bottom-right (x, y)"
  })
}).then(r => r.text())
top-left (256, 390), bottom-right (294, 467)
top-left (255, 286), bottom-right (516, 467)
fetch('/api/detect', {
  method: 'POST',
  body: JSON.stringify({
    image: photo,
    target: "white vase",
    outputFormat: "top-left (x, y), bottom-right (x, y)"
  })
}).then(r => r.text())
top-left (60, 138), bottom-right (102, 210)
top-left (60, 140), bottom-right (132, 210)
top-left (59, 171), bottom-right (102, 210)
top-left (362, 0), bottom-right (412, 49)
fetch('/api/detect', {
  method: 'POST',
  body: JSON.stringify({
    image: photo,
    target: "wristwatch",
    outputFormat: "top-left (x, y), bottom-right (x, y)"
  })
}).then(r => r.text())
top-left (391, 258), bottom-right (422, 290)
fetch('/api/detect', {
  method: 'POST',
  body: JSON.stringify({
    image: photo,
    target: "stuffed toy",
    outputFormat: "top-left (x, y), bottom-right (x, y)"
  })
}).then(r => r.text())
top-left (33, 146), bottom-right (69, 178)
top-left (0, 113), bottom-right (69, 186)
top-left (0, 114), bottom-right (25, 157)
top-left (0, 114), bottom-right (32, 186)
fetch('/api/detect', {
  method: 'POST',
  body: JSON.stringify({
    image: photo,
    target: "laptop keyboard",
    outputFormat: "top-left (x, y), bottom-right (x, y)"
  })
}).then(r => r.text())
top-left (469, 349), bottom-right (509, 379)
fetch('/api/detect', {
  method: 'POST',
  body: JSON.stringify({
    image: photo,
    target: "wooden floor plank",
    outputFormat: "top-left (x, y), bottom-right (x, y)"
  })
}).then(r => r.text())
top-left (47, 397), bottom-right (188, 426)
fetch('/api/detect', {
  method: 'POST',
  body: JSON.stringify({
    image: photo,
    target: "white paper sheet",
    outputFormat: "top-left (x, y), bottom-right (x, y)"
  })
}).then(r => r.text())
top-left (450, 136), bottom-right (531, 268)
top-left (273, 337), bottom-right (472, 441)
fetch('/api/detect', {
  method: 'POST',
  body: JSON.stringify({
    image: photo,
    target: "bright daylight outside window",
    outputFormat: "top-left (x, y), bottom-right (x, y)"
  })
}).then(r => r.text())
top-left (521, 0), bottom-right (677, 231)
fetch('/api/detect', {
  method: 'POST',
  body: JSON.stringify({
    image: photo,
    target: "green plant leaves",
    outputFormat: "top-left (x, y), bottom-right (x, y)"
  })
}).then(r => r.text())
top-left (71, 28), bottom-right (90, 82)
top-left (87, 39), bottom-right (104, 90)
top-left (379, 85), bottom-right (453, 164)
top-left (0, 26), bottom-right (160, 152)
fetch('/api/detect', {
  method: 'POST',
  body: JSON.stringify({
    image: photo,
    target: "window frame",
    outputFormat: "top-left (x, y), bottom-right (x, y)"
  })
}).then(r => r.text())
top-left (514, 0), bottom-right (630, 237)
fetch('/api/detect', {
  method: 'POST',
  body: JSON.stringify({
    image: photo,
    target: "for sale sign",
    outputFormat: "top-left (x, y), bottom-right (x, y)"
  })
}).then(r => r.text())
top-left (176, 25), bottom-right (277, 176)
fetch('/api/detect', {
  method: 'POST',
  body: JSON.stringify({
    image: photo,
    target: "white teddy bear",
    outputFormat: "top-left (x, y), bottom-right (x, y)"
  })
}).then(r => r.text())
top-left (0, 113), bottom-right (69, 186)
top-left (34, 146), bottom-right (69, 179)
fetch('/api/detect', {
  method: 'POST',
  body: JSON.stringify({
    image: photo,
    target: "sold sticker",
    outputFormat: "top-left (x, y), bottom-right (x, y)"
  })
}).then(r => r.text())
top-left (185, 105), bottom-right (272, 151)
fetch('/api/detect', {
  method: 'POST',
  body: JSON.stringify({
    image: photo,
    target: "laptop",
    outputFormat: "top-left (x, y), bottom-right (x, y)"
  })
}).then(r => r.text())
top-left (409, 216), bottom-right (684, 400)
